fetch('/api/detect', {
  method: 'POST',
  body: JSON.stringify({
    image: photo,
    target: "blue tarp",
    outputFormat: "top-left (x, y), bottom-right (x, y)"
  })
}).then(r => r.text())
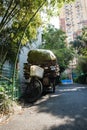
top-left (61, 79), bottom-right (73, 84)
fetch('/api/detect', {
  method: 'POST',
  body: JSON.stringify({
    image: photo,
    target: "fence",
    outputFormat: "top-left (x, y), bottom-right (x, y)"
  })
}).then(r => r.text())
top-left (0, 64), bottom-right (20, 100)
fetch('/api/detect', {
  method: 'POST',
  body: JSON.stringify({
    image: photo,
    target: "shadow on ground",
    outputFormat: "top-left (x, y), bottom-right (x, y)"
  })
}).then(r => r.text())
top-left (23, 84), bottom-right (87, 130)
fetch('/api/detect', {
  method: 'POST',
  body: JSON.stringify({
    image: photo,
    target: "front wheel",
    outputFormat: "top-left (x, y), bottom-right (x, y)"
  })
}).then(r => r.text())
top-left (53, 84), bottom-right (55, 93)
top-left (25, 78), bottom-right (43, 103)
top-left (51, 80), bottom-right (56, 93)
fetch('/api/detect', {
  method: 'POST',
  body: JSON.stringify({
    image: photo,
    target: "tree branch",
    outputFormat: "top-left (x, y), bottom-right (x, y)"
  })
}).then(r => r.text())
top-left (0, 0), bottom-right (14, 31)
top-left (4, 8), bottom-right (21, 26)
top-left (3, 3), bottom-right (18, 27)
top-left (13, 0), bottom-right (47, 84)
top-left (0, 74), bottom-right (12, 82)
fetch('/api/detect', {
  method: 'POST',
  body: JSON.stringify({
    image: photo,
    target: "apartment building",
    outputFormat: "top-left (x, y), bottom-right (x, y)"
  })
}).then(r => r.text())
top-left (59, 0), bottom-right (87, 43)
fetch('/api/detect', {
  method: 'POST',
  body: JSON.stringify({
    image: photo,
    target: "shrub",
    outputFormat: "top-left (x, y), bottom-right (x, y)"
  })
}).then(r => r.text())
top-left (0, 86), bottom-right (14, 115)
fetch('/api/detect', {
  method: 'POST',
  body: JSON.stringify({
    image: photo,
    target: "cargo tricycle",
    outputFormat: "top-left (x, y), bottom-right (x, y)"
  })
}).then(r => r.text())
top-left (23, 49), bottom-right (59, 102)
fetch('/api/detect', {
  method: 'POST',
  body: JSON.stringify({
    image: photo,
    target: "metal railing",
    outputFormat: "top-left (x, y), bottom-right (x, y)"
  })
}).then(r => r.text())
top-left (0, 65), bottom-right (20, 100)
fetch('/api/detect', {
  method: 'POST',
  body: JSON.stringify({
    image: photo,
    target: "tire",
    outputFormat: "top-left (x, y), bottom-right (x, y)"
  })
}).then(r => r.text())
top-left (52, 80), bottom-right (56, 93)
top-left (25, 78), bottom-right (43, 103)
top-left (53, 84), bottom-right (55, 93)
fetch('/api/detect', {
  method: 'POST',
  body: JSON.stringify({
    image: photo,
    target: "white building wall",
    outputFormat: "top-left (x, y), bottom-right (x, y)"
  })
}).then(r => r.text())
top-left (19, 27), bottom-right (42, 83)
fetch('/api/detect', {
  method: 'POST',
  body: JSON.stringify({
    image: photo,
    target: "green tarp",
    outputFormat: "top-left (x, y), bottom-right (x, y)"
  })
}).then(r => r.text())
top-left (27, 49), bottom-right (56, 64)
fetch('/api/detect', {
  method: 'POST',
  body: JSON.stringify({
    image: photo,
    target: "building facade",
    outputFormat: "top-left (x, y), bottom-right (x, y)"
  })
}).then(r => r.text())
top-left (59, 0), bottom-right (87, 43)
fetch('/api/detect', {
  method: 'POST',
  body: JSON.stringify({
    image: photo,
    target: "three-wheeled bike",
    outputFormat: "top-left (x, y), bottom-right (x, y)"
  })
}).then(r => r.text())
top-left (23, 49), bottom-right (59, 102)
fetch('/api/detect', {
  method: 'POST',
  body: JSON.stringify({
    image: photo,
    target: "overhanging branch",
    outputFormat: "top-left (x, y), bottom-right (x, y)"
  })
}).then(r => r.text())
top-left (13, 0), bottom-right (47, 83)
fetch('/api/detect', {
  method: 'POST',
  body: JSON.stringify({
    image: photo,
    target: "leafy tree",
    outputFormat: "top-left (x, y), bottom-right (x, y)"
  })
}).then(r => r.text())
top-left (77, 56), bottom-right (87, 74)
top-left (70, 27), bottom-right (87, 83)
top-left (0, 0), bottom-right (75, 113)
top-left (0, 0), bottom-right (74, 30)
top-left (70, 36), bottom-right (85, 54)
top-left (41, 25), bottom-right (74, 73)
top-left (81, 27), bottom-right (87, 56)
top-left (0, 0), bottom-right (74, 79)
top-left (0, 0), bottom-right (74, 62)
top-left (70, 27), bottom-right (87, 55)
top-left (0, 0), bottom-right (44, 68)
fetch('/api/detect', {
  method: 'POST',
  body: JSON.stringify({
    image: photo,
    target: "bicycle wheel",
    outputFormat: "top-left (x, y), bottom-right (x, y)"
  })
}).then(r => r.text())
top-left (25, 78), bottom-right (43, 102)
top-left (51, 80), bottom-right (56, 93)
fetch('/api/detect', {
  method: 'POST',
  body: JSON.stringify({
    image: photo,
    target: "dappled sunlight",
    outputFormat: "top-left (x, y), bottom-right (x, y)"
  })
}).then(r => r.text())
top-left (50, 94), bottom-right (62, 98)
top-left (42, 115), bottom-right (87, 130)
top-left (28, 84), bottom-right (87, 126)
top-left (40, 115), bottom-right (75, 129)
top-left (83, 107), bottom-right (87, 110)
top-left (34, 93), bottom-right (62, 106)
top-left (58, 86), bottom-right (87, 92)
top-left (22, 84), bottom-right (87, 130)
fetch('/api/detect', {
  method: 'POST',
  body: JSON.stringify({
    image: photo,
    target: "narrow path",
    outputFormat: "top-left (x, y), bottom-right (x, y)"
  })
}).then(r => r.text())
top-left (0, 83), bottom-right (87, 130)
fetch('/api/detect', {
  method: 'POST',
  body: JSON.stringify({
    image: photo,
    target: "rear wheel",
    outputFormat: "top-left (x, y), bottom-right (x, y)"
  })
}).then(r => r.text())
top-left (25, 78), bottom-right (43, 103)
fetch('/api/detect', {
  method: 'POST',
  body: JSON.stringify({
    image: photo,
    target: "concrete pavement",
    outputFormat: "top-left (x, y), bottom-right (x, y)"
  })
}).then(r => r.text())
top-left (0, 83), bottom-right (87, 130)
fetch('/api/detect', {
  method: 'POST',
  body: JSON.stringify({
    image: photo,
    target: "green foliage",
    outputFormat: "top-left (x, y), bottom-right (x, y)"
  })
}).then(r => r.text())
top-left (73, 55), bottom-right (87, 84)
top-left (0, 0), bottom-right (43, 66)
top-left (70, 27), bottom-right (87, 55)
top-left (42, 25), bottom-right (67, 49)
top-left (53, 48), bottom-right (74, 72)
top-left (0, 27), bottom-right (18, 64)
top-left (76, 74), bottom-right (87, 84)
top-left (61, 72), bottom-right (68, 79)
top-left (0, 0), bottom-right (74, 66)
top-left (70, 27), bottom-right (87, 83)
top-left (0, 0), bottom-right (75, 35)
top-left (82, 27), bottom-right (87, 43)
top-left (70, 36), bottom-right (85, 54)
top-left (0, 85), bottom-right (14, 114)
top-left (76, 56), bottom-right (87, 74)
top-left (0, 86), bottom-right (5, 92)
top-left (41, 25), bottom-right (74, 73)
